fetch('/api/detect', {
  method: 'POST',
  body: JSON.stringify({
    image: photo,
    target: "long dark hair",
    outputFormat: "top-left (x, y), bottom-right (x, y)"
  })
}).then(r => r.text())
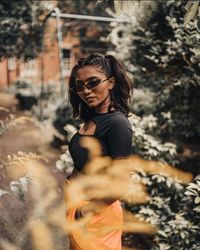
top-left (68, 53), bottom-right (132, 122)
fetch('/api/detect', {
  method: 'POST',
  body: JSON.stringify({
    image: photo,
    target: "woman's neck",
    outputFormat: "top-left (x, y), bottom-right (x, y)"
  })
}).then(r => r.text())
top-left (95, 95), bottom-right (114, 114)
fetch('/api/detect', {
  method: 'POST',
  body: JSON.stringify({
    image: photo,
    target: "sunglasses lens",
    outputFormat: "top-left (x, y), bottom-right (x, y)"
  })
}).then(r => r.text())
top-left (72, 79), bottom-right (104, 92)
top-left (87, 79), bottom-right (101, 89)
top-left (75, 81), bottom-right (84, 92)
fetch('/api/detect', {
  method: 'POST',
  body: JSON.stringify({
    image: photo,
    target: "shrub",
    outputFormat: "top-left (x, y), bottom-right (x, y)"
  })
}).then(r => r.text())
top-left (124, 173), bottom-right (200, 250)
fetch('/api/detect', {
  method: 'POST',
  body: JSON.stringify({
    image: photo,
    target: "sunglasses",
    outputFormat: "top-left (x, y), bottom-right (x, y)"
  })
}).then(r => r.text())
top-left (70, 78), bottom-right (108, 93)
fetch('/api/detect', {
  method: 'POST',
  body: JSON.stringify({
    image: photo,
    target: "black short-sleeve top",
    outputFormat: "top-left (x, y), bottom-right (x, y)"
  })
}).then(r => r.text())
top-left (68, 110), bottom-right (133, 172)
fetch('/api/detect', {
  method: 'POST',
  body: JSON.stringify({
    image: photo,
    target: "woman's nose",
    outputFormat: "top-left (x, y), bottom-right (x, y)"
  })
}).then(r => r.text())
top-left (82, 86), bottom-right (92, 94)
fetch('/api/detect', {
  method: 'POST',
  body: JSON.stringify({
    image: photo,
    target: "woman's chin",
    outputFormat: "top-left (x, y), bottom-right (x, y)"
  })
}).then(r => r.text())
top-left (85, 100), bottom-right (97, 108)
top-left (87, 103), bottom-right (96, 108)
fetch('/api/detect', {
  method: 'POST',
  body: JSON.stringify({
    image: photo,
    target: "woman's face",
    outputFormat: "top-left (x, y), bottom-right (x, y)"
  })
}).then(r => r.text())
top-left (75, 66), bottom-right (114, 113)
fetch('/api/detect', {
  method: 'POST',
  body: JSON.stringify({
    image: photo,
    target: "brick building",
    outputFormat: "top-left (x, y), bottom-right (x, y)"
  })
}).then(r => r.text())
top-left (0, 18), bottom-right (81, 91)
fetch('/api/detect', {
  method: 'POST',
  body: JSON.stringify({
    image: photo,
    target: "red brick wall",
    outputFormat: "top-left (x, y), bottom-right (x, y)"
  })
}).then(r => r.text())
top-left (0, 20), bottom-right (81, 90)
top-left (0, 59), bottom-right (8, 90)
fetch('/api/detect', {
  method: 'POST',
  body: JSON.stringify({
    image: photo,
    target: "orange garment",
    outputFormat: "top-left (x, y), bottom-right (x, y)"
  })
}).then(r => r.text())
top-left (66, 200), bottom-right (123, 250)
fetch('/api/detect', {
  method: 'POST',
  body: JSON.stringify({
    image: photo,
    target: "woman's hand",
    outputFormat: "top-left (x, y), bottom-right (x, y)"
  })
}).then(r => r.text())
top-left (75, 204), bottom-right (91, 220)
top-left (75, 203), bottom-right (94, 220)
top-left (75, 199), bottom-right (115, 220)
top-left (75, 207), bottom-right (84, 220)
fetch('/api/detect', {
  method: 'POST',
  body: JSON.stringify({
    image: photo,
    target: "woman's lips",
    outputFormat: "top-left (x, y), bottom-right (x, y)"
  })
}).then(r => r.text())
top-left (85, 97), bottom-right (95, 101)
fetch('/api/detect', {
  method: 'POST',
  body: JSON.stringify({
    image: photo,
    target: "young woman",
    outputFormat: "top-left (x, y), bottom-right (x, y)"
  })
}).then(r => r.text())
top-left (66, 53), bottom-right (133, 250)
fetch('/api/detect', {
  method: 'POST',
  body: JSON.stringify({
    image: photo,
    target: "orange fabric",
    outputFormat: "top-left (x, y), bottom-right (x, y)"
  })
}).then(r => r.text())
top-left (66, 200), bottom-right (123, 250)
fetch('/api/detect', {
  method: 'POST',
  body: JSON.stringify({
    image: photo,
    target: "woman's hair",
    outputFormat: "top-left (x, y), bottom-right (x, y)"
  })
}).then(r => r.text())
top-left (68, 53), bottom-right (132, 122)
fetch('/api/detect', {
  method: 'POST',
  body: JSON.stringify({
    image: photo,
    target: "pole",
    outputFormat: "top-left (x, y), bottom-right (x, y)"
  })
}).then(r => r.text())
top-left (51, 12), bottom-right (130, 23)
top-left (39, 11), bottom-right (53, 121)
top-left (54, 7), bottom-right (66, 98)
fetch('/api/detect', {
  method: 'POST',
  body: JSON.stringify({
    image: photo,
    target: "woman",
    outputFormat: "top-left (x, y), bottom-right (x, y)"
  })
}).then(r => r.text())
top-left (66, 53), bottom-right (133, 250)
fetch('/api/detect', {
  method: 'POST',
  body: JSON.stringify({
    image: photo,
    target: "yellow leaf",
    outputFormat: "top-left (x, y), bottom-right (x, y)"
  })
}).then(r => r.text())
top-left (184, 1), bottom-right (199, 25)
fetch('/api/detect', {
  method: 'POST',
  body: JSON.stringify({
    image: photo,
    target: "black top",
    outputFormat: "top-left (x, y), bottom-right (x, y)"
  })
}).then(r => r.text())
top-left (68, 110), bottom-right (133, 172)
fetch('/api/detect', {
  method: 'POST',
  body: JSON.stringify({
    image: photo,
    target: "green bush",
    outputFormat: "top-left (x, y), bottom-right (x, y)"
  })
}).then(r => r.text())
top-left (51, 103), bottom-right (80, 148)
top-left (124, 174), bottom-right (200, 250)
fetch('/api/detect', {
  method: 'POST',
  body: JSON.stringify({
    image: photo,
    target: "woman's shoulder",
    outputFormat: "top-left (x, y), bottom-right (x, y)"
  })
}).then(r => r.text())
top-left (107, 111), bottom-right (132, 129)
top-left (93, 110), bottom-right (132, 131)
top-left (91, 110), bottom-right (132, 139)
top-left (108, 110), bottom-right (129, 120)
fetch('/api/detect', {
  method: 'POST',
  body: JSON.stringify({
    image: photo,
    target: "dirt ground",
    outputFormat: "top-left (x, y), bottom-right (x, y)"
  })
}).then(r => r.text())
top-left (0, 94), bottom-right (70, 249)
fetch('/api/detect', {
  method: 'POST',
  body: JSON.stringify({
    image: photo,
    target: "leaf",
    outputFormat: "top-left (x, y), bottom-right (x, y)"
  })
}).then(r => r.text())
top-left (196, 16), bottom-right (200, 32)
top-left (184, 1), bottom-right (194, 11)
top-left (194, 196), bottom-right (200, 204)
top-left (158, 230), bottom-right (168, 238)
top-left (180, 231), bottom-right (185, 239)
top-left (184, 1), bottom-right (199, 25)
top-left (185, 190), bottom-right (197, 196)
top-left (188, 183), bottom-right (198, 189)
top-left (193, 206), bottom-right (200, 213)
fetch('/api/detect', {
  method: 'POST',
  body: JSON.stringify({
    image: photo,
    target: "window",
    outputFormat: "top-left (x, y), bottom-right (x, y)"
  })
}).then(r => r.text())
top-left (8, 58), bottom-right (16, 70)
top-left (62, 49), bottom-right (71, 76)
top-left (20, 60), bottom-right (37, 78)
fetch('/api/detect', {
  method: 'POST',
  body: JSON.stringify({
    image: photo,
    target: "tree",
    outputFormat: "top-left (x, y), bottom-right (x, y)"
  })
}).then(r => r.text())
top-left (124, 173), bottom-right (200, 250)
top-left (107, 1), bottom-right (200, 248)
top-left (108, 0), bottom-right (200, 175)
top-left (0, 0), bottom-right (45, 60)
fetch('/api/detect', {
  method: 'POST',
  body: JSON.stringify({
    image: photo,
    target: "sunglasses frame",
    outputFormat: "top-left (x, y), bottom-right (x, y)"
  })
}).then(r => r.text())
top-left (70, 78), bottom-right (108, 93)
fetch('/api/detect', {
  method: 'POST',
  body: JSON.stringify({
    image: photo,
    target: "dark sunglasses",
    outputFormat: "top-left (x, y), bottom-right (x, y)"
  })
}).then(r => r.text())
top-left (70, 78), bottom-right (108, 93)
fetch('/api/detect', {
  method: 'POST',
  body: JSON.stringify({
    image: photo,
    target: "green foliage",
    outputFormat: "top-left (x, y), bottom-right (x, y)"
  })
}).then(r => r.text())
top-left (51, 103), bottom-right (81, 148)
top-left (108, 0), bottom-right (200, 175)
top-left (125, 174), bottom-right (200, 250)
top-left (0, 0), bottom-right (45, 60)
top-left (9, 81), bottom-right (39, 110)
top-left (128, 113), bottom-right (178, 166)
top-left (53, 103), bottom-right (80, 137)
top-left (108, 1), bottom-right (200, 247)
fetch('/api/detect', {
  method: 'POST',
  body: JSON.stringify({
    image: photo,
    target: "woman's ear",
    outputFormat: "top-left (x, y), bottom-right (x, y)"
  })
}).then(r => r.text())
top-left (109, 77), bottom-right (115, 90)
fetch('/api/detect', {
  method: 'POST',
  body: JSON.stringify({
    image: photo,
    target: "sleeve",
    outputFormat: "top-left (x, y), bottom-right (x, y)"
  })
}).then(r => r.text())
top-left (105, 116), bottom-right (133, 158)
